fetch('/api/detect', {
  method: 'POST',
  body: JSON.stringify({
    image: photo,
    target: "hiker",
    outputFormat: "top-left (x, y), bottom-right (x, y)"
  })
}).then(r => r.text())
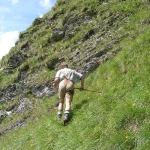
top-left (53, 62), bottom-right (84, 124)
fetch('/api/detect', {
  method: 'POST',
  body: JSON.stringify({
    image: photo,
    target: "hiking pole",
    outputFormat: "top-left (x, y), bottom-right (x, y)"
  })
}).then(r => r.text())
top-left (75, 88), bottom-right (101, 93)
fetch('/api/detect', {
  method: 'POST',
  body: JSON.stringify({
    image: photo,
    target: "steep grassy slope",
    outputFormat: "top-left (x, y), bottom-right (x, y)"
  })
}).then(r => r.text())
top-left (0, 0), bottom-right (150, 149)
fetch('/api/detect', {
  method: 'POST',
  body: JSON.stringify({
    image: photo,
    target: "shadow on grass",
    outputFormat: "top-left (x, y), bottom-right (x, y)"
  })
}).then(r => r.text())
top-left (73, 99), bottom-right (88, 110)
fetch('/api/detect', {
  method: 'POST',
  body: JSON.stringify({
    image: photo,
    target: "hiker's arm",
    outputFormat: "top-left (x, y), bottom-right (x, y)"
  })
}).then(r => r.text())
top-left (53, 78), bottom-right (59, 87)
top-left (80, 75), bottom-right (84, 90)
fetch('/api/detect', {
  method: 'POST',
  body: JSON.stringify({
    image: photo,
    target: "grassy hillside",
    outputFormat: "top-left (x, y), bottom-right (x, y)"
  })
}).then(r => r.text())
top-left (0, 0), bottom-right (150, 149)
top-left (0, 29), bottom-right (150, 149)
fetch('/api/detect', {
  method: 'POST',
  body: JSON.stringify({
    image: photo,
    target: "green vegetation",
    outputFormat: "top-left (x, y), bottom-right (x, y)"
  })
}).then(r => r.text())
top-left (0, 0), bottom-right (150, 149)
top-left (0, 29), bottom-right (150, 149)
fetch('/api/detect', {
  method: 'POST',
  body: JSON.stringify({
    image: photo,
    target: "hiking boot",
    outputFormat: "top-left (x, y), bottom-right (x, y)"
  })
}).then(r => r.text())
top-left (64, 113), bottom-right (69, 121)
top-left (64, 114), bottom-right (69, 125)
top-left (57, 110), bottom-right (62, 121)
top-left (64, 111), bottom-right (70, 125)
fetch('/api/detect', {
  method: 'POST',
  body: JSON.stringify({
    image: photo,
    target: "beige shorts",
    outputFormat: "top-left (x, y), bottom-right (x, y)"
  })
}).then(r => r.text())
top-left (58, 79), bottom-right (74, 101)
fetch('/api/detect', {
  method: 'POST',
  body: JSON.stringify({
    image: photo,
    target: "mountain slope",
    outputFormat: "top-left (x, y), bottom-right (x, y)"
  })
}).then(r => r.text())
top-left (0, 0), bottom-right (150, 149)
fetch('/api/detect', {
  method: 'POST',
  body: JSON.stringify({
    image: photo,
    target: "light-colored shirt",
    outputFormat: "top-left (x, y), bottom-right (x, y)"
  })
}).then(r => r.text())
top-left (55, 68), bottom-right (82, 83)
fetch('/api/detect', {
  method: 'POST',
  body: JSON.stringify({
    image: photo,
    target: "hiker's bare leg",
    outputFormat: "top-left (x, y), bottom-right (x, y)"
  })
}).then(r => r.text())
top-left (57, 99), bottom-right (64, 119)
top-left (65, 98), bottom-right (71, 111)
top-left (58, 99), bottom-right (64, 111)
top-left (64, 98), bottom-right (71, 123)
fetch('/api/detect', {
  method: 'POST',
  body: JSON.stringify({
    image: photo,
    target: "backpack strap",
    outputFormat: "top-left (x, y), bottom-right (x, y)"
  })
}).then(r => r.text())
top-left (60, 70), bottom-right (72, 80)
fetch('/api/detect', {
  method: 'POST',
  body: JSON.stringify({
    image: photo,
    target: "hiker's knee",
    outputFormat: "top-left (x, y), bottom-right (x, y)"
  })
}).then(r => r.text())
top-left (59, 99), bottom-right (64, 103)
top-left (66, 98), bottom-right (71, 104)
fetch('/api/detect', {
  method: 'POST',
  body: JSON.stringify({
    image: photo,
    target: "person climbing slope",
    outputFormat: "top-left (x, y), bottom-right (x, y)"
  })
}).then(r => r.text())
top-left (53, 62), bottom-right (84, 125)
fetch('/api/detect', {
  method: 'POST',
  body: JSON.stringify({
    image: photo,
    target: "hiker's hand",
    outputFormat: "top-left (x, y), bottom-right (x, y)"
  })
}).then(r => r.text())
top-left (53, 78), bottom-right (59, 87)
top-left (53, 83), bottom-right (56, 87)
top-left (79, 87), bottom-right (84, 91)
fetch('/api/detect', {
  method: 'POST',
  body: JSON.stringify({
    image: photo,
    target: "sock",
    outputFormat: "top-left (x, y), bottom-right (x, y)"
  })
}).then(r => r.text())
top-left (64, 110), bottom-right (70, 114)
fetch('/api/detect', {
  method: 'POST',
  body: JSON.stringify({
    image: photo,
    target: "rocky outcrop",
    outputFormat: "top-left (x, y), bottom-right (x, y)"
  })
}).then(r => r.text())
top-left (0, 84), bottom-right (18, 102)
top-left (6, 52), bottom-right (28, 70)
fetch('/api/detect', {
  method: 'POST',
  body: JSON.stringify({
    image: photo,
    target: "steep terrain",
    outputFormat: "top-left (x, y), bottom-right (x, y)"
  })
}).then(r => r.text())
top-left (0, 0), bottom-right (150, 149)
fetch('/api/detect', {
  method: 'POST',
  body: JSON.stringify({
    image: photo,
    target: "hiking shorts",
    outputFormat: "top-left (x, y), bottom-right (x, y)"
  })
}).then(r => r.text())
top-left (58, 79), bottom-right (74, 101)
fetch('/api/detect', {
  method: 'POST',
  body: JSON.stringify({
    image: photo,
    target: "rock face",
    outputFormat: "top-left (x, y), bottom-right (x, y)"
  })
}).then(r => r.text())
top-left (7, 52), bottom-right (28, 69)
top-left (0, 5), bottom-right (127, 106)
